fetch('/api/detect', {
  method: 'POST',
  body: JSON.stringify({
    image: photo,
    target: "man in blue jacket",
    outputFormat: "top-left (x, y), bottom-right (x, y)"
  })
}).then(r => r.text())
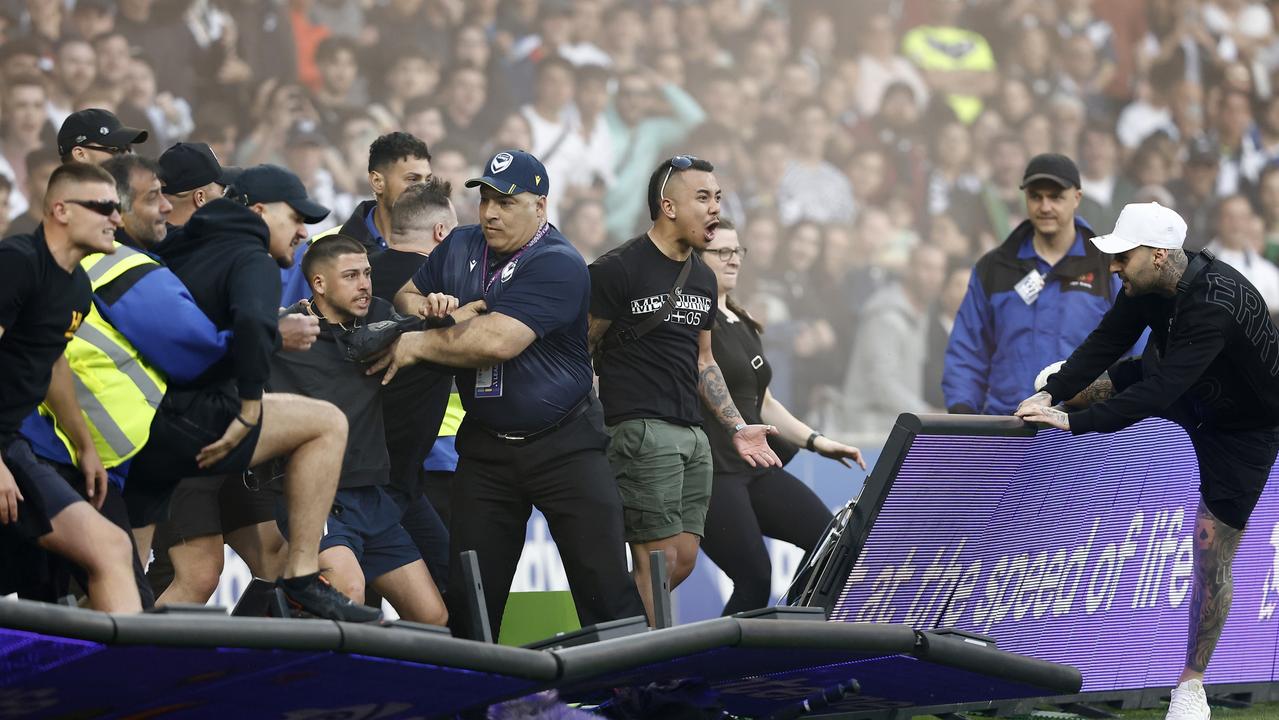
top-left (943, 154), bottom-right (1123, 415)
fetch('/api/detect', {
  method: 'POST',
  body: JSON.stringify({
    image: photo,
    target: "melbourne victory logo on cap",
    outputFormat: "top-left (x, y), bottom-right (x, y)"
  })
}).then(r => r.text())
top-left (491, 152), bottom-right (513, 174)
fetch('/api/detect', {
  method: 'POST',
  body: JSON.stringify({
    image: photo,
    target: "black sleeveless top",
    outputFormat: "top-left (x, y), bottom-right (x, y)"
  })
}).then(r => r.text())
top-left (701, 310), bottom-right (796, 474)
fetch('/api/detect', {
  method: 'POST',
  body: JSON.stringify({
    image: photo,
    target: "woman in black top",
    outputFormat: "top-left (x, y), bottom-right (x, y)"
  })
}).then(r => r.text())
top-left (699, 219), bottom-right (866, 615)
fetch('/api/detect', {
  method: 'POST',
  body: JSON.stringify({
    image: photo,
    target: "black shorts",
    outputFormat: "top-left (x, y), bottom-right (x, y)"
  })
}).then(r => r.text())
top-left (0, 437), bottom-right (83, 539)
top-left (1112, 358), bottom-right (1279, 529)
top-left (124, 384), bottom-right (263, 527)
top-left (155, 471), bottom-right (277, 542)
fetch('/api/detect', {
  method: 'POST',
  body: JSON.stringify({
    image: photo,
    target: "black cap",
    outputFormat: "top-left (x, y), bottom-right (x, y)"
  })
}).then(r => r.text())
top-left (465, 150), bottom-right (550, 197)
top-left (58, 108), bottom-right (148, 157)
top-left (1019, 153), bottom-right (1081, 190)
top-left (230, 164), bottom-right (330, 224)
top-left (159, 142), bottom-right (238, 194)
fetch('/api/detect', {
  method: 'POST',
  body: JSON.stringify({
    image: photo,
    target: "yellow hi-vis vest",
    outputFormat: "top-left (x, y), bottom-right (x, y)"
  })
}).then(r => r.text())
top-left (39, 243), bottom-right (167, 468)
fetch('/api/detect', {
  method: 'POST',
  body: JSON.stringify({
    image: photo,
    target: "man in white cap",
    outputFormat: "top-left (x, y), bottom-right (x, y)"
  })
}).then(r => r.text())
top-left (1016, 202), bottom-right (1279, 720)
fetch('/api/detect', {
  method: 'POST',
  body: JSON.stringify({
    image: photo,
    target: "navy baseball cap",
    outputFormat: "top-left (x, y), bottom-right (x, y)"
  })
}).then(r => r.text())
top-left (57, 108), bottom-right (148, 157)
top-left (159, 142), bottom-right (239, 194)
top-left (465, 150), bottom-right (550, 197)
top-left (230, 164), bottom-right (330, 224)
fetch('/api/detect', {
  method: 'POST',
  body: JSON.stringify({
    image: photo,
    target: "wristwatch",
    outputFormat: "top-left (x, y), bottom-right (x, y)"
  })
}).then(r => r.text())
top-left (806, 431), bottom-right (824, 451)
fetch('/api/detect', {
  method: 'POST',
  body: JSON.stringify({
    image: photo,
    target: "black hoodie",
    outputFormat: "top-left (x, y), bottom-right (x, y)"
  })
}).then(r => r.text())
top-left (155, 199), bottom-right (281, 400)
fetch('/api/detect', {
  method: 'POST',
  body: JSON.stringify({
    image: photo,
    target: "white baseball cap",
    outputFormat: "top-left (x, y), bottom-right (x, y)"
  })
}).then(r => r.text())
top-left (1091, 202), bottom-right (1188, 255)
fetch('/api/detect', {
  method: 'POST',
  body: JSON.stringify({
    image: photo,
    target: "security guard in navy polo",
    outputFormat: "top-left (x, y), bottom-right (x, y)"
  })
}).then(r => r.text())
top-left (381, 149), bottom-right (644, 639)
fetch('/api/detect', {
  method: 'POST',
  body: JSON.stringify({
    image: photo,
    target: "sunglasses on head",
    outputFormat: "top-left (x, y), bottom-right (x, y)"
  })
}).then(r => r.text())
top-left (658, 155), bottom-right (697, 201)
top-left (66, 199), bottom-right (121, 216)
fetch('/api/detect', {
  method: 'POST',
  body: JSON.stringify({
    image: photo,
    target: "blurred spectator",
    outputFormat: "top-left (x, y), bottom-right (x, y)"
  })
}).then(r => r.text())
top-left (0, 172), bottom-right (12, 232)
top-left (375, 47), bottom-right (440, 124)
top-left (1118, 58), bottom-right (1183, 149)
top-left (1057, 0), bottom-right (1118, 97)
top-left (429, 143), bottom-right (478, 227)
top-left (7, 147), bottom-right (59, 236)
top-left (1215, 88), bottom-right (1266, 196)
top-left (841, 243), bottom-right (948, 433)
top-left (91, 32), bottom-right (134, 107)
top-left (1008, 24), bottom-right (1064, 102)
top-left (520, 56), bottom-right (586, 224)
top-left (925, 119), bottom-right (982, 232)
top-left (603, 70), bottom-right (705, 242)
top-left (902, 0), bottom-right (998, 124)
top-left (49, 38), bottom-right (99, 128)
top-left (122, 56), bottom-right (194, 152)
top-left (367, 0), bottom-right (459, 64)
top-left (1206, 194), bottom-right (1279, 311)
top-left (777, 102), bottom-right (856, 227)
top-left (564, 64), bottom-right (614, 196)
top-left (1078, 121), bottom-right (1136, 231)
top-left (440, 63), bottom-right (491, 159)
top-left (855, 12), bottom-right (930, 118)
top-left (71, 0), bottom-right (116, 41)
top-left (975, 134), bottom-right (1030, 246)
top-left (1, 75), bottom-right (49, 195)
top-left (312, 36), bottom-right (366, 135)
top-left (925, 260), bottom-right (974, 409)
top-left (1170, 135), bottom-right (1223, 247)
top-left (562, 197), bottom-right (608, 262)
top-left (1260, 165), bottom-right (1279, 263)
top-left (403, 99), bottom-right (447, 151)
top-left (1048, 93), bottom-right (1088, 159)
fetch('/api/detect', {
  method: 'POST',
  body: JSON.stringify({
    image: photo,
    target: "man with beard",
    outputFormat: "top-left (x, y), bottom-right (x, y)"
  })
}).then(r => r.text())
top-left (270, 234), bottom-right (448, 624)
top-left (1017, 202), bottom-right (1279, 720)
top-left (281, 132), bottom-right (432, 304)
top-left (101, 155), bottom-right (171, 251)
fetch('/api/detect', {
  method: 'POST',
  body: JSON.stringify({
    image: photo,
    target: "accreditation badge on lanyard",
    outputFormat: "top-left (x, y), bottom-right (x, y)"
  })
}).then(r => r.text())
top-left (1014, 269), bottom-right (1046, 305)
top-left (473, 223), bottom-right (551, 399)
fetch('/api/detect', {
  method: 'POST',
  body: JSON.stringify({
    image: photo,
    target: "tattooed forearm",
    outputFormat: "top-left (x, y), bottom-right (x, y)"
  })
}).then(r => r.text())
top-left (1066, 372), bottom-right (1115, 409)
top-left (698, 363), bottom-right (743, 432)
top-left (1185, 499), bottom-right (1243, 673)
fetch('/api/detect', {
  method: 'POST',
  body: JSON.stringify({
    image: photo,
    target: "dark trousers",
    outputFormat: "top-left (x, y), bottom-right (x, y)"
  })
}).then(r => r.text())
top-left (700, 466), bottom-right (833, 616)
top-left (446, 403), bottom-right (644, 640)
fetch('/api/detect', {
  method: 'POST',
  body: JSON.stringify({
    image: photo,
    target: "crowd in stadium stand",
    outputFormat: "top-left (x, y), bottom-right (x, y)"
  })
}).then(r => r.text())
top-left (2, 0), bottom-right (1279, 441)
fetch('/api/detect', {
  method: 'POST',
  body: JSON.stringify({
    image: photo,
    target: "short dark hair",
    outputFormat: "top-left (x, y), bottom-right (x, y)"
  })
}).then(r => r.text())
top-left (367, 131), bottom-right (432, 174)
top-left (390, 176), bottom-right (454, 238)
top-left (301, 234), bottom-right (367, 283)
top-left (647, 156), bottom-right (715, 221)
top-left (315, 35), bottom-right (358, 65)
top-left (45, 162), bottom-right (116, 211)
top-left (100, 154), bottom-right (163, 212)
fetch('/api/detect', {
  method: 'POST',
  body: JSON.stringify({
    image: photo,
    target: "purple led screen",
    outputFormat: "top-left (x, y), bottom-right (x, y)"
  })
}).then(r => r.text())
top-left (830, 418), bottom-right (1279, 692)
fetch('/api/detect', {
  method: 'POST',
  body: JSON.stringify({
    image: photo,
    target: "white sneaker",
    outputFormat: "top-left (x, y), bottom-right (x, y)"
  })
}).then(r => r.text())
top-left (1166, 679), bottom-right (1211, 720)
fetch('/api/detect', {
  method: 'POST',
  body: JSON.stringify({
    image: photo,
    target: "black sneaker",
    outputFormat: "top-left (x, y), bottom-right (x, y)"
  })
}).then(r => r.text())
top-left (275, 573), bottom-right (383, 623)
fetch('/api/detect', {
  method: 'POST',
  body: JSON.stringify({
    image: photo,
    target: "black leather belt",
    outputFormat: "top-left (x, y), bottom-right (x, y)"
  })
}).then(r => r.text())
top-left (486, 394), bottom-right (593, 445)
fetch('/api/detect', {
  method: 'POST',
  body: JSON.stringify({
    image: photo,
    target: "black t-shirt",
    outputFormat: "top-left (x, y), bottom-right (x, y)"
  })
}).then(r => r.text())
top-left (590, 234), bottom-right (717, 426)
top-left (1047, 252), bottom-right (1279, 433)
top-left (0, 230), bottom-right (91, 439)
top-left (370, 248), bottom-right (429, 303)
top-left (368, 247), bottom-right (452, 494)
top-left (702, 312), bottom-right (770, 474)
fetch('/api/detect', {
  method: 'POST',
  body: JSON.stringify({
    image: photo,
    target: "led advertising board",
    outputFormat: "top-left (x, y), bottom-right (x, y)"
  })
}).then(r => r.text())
top-left (824, 415), bottom-right (1279, 692)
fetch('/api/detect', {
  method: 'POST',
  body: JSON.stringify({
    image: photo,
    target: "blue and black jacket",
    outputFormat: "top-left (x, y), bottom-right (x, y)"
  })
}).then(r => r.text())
top-left (943, 217), bottom-right (1120, 415)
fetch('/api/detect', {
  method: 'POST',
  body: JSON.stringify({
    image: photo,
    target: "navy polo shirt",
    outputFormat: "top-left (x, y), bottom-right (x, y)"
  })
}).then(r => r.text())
top-left (410, 223), bottom-right (593, 433)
